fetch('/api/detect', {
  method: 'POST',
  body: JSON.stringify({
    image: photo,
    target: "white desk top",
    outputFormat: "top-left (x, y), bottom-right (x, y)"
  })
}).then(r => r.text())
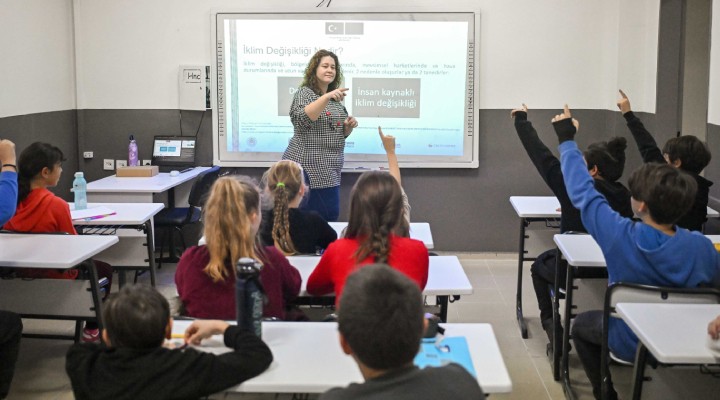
top-left (0, 234), bottom-right (118, 269)
top-left (708, 207), bottom-right (719, 218)
top-left (555, 234), bottom-right (720, 268)
top-left (171, 321), bottom-right (512, 393)
top-left (86, 167), bottom-right (210, 193)
top-left (287, 255), bottom-right (473, 297)
top-left (616, 303), bottom-right (720, 364)
top-left (70, 202), bottom-right (164, 225)
top-left (329, 222), bottom-right (434, 249)
top-left (509, 196), bottom-right (562, 218)
top-left (553, 234), bottom-right (606, 267)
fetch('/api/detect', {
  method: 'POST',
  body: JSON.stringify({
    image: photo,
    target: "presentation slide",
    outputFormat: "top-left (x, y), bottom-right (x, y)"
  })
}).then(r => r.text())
top-left (213, 13), bottom-right (477, 168)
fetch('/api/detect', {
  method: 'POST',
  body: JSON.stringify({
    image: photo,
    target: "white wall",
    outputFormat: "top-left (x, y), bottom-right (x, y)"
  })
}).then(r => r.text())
top-left (0, 0), bottom-right (76, 118)
top-left (73, 0), bottom-right (660, 112)
top-left (708, 0), bottom-right (720, 125)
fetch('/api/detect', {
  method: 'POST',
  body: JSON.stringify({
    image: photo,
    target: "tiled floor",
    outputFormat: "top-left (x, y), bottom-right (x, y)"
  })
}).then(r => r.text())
top-left (8, 253), bottom-right (630, 400)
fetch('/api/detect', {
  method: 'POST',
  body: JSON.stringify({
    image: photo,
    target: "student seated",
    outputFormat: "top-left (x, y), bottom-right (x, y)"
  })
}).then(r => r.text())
top-left (3, 142), bottom-right (113, 342)
top-left (259, 160), bottom-right (337, 255)
top-left (321, 264), bottom-right (484, 399)
top-left (306, 171), bottom-right (429, 302)
top-left (511, 105), bottom-right (632, 347)
top-left (175, 176), bottom-right (302, 320)
top-left (66, 285), bottom-right (273, 400)
top-left (553, 105), bottom-right (719, 400)
top-left (0, 140), bottom-right (22, 400)
top-left (618, 90), bottom-right (712, 231)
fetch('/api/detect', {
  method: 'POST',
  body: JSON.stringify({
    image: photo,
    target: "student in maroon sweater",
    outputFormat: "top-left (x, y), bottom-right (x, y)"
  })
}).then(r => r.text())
top-left (175, 176), bottom-right (301, 320)
top-left (307, 171), bottom-right (429, 302)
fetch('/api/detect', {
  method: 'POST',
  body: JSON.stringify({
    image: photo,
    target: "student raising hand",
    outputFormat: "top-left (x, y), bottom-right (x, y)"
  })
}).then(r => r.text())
top-left (510, 103), bottom-right (528, 119)
top-left (551, 104), bottom-right (580, 143)
top-left (617, 90), bottom-right (632, 115)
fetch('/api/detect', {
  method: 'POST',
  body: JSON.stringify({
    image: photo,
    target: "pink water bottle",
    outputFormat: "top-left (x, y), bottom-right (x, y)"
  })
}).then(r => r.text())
top-left (128, 135), bottom-right (139, 166)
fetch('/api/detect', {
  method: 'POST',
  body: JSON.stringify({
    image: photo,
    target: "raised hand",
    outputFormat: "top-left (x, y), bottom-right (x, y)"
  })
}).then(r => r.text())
top-left (327, 87), bottom-right (349, 102)
top-left (617, 89), bottom-right (631, 114)
top-left (552, 104), bottom-right (580, 143)
top-left (510, 103), bottom-right (528, 118)
top-left (378, 126), bottom-right (396, 154)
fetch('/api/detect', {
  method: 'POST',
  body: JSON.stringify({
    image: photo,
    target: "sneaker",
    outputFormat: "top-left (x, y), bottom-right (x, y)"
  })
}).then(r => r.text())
top-left (82, 327), bottom-right (100, 343)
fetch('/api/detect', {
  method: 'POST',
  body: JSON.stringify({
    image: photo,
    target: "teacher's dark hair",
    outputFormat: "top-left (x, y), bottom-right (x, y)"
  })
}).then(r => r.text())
top-left (301, 49), bottom-right (343, 95)
top-left (17, 142), bottom-right (65, 204)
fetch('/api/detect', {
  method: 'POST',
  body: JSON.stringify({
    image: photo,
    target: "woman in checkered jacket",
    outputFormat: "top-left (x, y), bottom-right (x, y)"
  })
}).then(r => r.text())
top-left (282, 49), bottom-right (358, 222)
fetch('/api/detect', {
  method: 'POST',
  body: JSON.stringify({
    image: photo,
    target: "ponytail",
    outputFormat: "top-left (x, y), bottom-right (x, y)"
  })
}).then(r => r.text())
top-left (264, 160), bottom-right (305, 255)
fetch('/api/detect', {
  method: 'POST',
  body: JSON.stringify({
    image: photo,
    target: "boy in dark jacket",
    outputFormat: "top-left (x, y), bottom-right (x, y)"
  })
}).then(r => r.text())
top-left (618, 89), bottom-right (712, 231)
top-left (66, 285), bottom-right (273, 400)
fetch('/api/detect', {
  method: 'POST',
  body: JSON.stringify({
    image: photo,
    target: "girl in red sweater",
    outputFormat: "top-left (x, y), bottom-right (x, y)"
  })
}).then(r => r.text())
top-left (307, 171), bottom-right (429, 302)
top-left (175, 177), bottom-right (302, 320)
top-left (4, 142), bottom-right (113, 342)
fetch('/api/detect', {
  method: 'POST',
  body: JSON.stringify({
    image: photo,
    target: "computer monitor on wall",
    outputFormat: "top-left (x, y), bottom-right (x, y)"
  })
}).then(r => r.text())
top-left (152, 136), bottom-right (197, 169)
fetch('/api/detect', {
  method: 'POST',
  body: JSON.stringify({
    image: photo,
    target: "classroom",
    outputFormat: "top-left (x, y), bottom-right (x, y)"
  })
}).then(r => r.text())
top-left (1, 0), bottom-right (720, 399)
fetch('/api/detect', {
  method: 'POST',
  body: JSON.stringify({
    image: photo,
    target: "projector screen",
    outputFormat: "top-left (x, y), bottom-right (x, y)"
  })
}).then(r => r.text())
top-left (211, 11), bottom-right (479, 169)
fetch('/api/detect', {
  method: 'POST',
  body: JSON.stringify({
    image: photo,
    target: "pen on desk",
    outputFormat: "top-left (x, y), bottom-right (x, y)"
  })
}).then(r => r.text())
top-left (355, 167), bottom-right (369, 170)
top-left (180, 167), bottom-right (194, 174)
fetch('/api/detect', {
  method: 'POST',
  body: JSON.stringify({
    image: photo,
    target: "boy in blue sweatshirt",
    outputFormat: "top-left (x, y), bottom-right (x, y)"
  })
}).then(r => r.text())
top-left (552, 105), bottom-right (719, 400)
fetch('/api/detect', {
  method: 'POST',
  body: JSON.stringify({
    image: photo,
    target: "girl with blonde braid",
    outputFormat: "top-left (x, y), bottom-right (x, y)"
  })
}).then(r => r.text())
top-left (306, 171), bottom-right (428, 303)
top-left (260, 160), bottom-right (337, 255)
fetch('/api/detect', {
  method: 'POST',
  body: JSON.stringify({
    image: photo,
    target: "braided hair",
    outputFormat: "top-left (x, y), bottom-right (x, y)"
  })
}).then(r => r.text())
top-left (264, 160), bottom-right (305, 255)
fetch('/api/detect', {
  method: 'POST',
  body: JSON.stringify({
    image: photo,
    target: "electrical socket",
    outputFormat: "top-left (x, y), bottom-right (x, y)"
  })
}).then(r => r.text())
top-left (142, 159), bottom-right (152, 166)
top-left (83, 151), bottom-right (94, 159)
top-left (103, 159), bottom-right (115, 170)
top-left (116, 160), bottom-right (128, 168)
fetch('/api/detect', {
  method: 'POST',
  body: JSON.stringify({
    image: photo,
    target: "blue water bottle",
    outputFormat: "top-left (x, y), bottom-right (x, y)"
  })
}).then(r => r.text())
top-left (236, 257), bottom-right (264, 337)
top-left (73, 172), bottom-right (87, 210)
top-left (128, 135), bottom-right (139, 167)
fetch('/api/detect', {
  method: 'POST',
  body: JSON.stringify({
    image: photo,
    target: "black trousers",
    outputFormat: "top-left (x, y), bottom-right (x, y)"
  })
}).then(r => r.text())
top-left (530, 248), bottom-right (567, 327)
top-left (571, 310), bottom-right (618, 400)
top-left (0, 311), bottom-right (22, 399)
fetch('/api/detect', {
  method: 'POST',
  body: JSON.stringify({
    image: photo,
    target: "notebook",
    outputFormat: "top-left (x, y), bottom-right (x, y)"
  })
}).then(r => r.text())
top-left (414, 336), bottom-right (477, 377)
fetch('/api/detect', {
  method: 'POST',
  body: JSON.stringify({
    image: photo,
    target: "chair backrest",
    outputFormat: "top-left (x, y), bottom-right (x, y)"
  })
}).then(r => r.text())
top-left (600, 282), bottom-right (720, 399)
top-left (187, 166), bottom-right (221, 209)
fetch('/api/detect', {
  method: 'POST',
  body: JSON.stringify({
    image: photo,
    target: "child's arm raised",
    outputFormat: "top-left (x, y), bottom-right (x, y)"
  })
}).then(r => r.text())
top-left (617, 90), bottom-right (664, 164)
top-left (554, 105), bottom-right (629, 248)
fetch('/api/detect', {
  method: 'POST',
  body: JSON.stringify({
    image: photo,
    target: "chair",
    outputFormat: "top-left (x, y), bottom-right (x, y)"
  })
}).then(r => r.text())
top-left (154, 166), bottom-right (221, 267)
top-left (601, 282), bottom-right (720, 400)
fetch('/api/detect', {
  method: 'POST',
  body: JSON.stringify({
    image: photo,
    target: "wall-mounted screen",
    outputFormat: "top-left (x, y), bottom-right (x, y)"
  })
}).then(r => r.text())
top-left (212, 11), bottom-right (478, 168)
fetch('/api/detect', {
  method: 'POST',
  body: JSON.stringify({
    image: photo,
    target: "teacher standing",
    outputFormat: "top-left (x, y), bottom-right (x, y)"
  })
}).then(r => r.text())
top-left (282, 49), bottom-right (358, 222)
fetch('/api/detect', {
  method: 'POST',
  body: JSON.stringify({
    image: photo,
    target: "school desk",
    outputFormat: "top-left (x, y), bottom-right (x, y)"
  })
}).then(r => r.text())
top-left (170, 320), bottom-right (512, 394)
top-left (287, 255), bottom-right (473, 322)
top-left (328, 221), bottom-right (435, 249)
top-left (509, 196), bottom-right (562, 338)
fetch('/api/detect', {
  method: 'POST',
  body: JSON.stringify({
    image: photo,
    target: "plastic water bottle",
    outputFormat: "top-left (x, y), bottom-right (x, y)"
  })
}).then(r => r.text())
top-left (128, 135), bottom-right (139, 167)
top-left (73, 172), bottom-right (88, 210)
top-left (236, 257), bottom-right (264, 337)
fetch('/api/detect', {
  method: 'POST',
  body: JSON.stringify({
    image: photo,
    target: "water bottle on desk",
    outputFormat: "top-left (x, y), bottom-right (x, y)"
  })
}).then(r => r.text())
top-left (73, 172), bottom-right (87, 210)
top-left (236, 257), bottom-right (264, 337)
top-left (128, 135), bottom-right (139, 166)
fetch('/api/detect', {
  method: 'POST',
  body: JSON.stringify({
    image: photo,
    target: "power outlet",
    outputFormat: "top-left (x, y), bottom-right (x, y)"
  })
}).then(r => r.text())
top-left (83, 151), bottom-right (94, 159)
top-left (116, 160), bottom-right (128, 168)
top-left (103, 159), bottom-right (115, 170)
top-left (142, 159), bottom-right (152, 166)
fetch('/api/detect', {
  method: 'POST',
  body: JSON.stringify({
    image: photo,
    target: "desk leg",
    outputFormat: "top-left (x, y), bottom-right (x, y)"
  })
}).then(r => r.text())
top-left (144, 220), bottom-right (157, 286)
top-left (516, 218), bottom-right (529, 339)
top-left (561, 264), bottom-right (576, 398)
top-left (165, 188), bottom-right (180, 262)
top-left (437, 296), bottom-right (449, 322)
top-left (552, 247), bottom-right (563, 381)
top-left (85, 259), bottom-right (105, 333)
top-left (630, 344), bottom-right (649, 400)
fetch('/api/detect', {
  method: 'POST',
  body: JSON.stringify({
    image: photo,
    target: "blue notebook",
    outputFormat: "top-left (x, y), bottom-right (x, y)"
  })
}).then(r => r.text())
top-left (414, 336), bottom-right (477, 377)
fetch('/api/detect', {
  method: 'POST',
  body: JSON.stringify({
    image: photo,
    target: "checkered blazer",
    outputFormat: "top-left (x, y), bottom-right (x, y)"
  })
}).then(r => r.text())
top-left (282, 86), bottom-right (348, 189)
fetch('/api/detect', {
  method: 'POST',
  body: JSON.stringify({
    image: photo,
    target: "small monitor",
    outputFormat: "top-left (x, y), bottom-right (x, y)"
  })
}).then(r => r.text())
top-left (152, 136), bottom-right (197, 168)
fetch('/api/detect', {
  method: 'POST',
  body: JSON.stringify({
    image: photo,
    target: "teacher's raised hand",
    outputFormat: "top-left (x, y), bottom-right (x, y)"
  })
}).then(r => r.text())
top-left (326, 87), bottom-right (348, 102)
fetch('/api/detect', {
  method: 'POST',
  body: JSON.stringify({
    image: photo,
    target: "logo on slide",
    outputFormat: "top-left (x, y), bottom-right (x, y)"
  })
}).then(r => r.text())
top-left (325, 22), bottom-right (344, 35)
top-left (246, 137), bottom-right (257, 147)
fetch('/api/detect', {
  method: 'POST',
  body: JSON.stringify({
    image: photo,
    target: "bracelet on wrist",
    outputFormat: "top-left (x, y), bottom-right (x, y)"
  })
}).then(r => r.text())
top-left (2, 164), bottom-right (17, 171)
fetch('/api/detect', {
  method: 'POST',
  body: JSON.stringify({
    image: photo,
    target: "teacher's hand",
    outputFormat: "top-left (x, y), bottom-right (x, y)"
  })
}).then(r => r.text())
top-left (326, 88), bottom-right (348, 102)
top-left (344, 116), bottom-right (358, 136)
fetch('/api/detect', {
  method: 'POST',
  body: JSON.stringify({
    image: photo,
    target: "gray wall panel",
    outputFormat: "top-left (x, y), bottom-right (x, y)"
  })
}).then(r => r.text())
top-left (0, 110), bottom-right (78, 201)
top-left (707, 123), bottom-right (720, 205)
